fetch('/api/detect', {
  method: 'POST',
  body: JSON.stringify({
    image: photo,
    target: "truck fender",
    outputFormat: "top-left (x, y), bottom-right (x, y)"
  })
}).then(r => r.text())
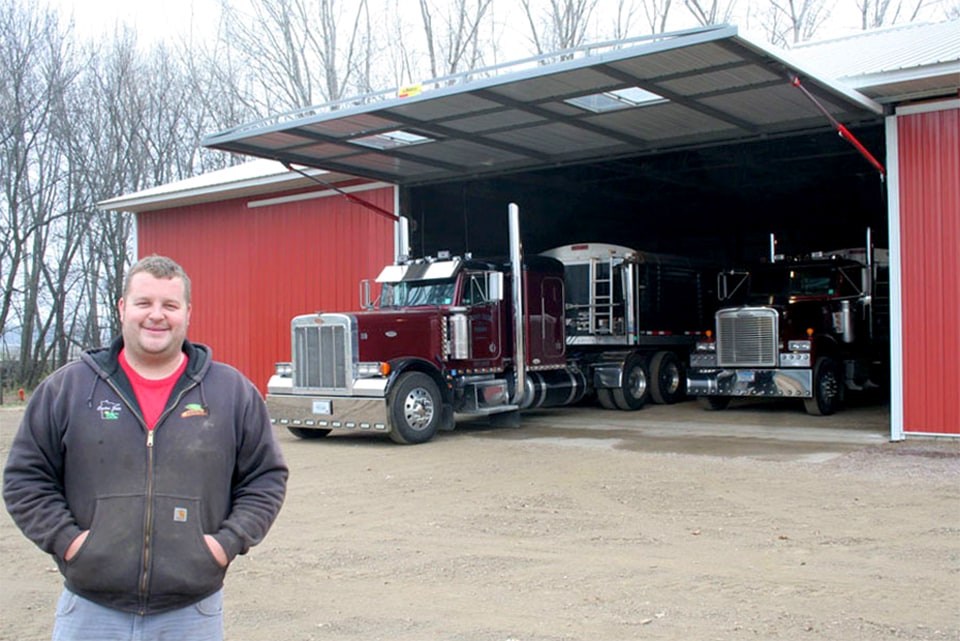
top-left (385, 358), bottom-right (450, 399)
top-left (809, 334), bottom-right (840, 362)
top-left (588, 351), bottom-right (633, 389)
top-left (385, 358), bottom-right (455, 430)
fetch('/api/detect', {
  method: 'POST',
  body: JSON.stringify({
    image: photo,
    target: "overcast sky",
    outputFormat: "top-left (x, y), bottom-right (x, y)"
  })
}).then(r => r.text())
top-left (50, 0), bottom-right (951, 54)
top-left (54, 0), bottom-right (221, 44)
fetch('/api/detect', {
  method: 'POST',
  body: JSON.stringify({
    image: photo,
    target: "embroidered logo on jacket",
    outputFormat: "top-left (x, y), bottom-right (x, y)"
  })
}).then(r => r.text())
top-left (97, 400), bottom-right (122, 420)
top-left (181, 403), bottom-right (208, 418)
top-left (173, 507), bottom-right (188, 522)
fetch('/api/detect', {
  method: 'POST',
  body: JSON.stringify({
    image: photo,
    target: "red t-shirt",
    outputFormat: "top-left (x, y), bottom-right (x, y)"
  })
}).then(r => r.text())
top-left (119, 349), bottom-right (189, 431)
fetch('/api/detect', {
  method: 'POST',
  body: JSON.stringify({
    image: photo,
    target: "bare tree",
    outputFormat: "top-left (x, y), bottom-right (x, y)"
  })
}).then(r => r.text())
top-left (609, 0), bottom-right (643, 39)
top-left (685, 0), bottom-right (738, 25)
top-left (2, 2), bottom-right (248, 389)
top-left (855, 0), bottom-right (926, 29)
top-left (520, 0), bottom-right (600, 56)
top-left (219, 0), bottom-right (374, 111)
top-left (640, 0), bottom-right (675, 33)
top-left (757, 0), bottom-right (835, 46)
top-left (418, 0), bottom-right (494, 79)
top-left (0, 2), bottom-right (81, 385)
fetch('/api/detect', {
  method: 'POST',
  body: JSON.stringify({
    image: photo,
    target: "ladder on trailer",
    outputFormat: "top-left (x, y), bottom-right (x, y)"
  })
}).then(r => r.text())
top-left (590, 256), bottom-right (615, 334)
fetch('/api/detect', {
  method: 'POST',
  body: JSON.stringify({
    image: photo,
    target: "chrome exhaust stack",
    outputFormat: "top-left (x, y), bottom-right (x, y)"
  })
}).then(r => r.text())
top-left (508, 203), bottom-right (526, 405)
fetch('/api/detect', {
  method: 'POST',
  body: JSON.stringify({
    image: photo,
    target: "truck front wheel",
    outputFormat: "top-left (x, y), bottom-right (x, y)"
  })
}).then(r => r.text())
top-left (388, 372), bottom-right (442, 444)
top-left (804, 356), bottom-right (842, 416)
top-left (612, 354), bottom-right (649, 411)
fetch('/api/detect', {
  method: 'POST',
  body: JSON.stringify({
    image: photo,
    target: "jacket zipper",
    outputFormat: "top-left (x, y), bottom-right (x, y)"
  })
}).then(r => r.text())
top-left (104, 378), bottom-right (199, 613)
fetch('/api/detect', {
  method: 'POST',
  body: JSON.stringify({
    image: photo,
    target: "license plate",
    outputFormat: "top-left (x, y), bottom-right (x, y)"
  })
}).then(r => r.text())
top-left (312, 400), bottom-right (332, 415)
top-left (736, 371), bottom-right (756, 383)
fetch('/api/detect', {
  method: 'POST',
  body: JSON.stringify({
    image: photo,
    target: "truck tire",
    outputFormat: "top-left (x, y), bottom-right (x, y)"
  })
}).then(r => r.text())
top-left (286, 427), bottom-right (332, 440)
top-left (388, 372), bottom-right (442, 444)
top-left (650, 351), bottom-right (685, 405)
top-left (698, 396), bottom-right (730, 411)
top-left (612, 353), bottom-right (649, 411)
top-left (596, 388), bottom-right (616, 410)
top-left (804, 356), bottom-right (842, 416)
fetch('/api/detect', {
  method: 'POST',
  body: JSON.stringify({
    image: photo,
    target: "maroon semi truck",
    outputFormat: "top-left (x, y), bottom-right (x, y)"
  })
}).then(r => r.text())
top-left (266, 205), bottom-right (713, 443)
top-left (686, 232), bottom-right (889, 415)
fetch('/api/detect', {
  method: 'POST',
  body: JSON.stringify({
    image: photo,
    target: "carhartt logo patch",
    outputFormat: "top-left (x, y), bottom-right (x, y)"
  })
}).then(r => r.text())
top-left (173, 507), bottom-right (188, 522)
top-left (97, 401), bottom-right (122, 420)
top-left (181, 403), bottom-right (208, 418)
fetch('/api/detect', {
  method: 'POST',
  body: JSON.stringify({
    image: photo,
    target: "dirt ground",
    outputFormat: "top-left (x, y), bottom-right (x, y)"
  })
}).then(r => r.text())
top-left (1, 398), bottom-right (958, 641)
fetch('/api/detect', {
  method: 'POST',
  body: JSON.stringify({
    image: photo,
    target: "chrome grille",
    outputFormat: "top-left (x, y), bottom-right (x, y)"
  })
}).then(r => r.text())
top-left (292, 314), bottom-right (353, 391)
top-left (716, 308), bottom-right (778, 367)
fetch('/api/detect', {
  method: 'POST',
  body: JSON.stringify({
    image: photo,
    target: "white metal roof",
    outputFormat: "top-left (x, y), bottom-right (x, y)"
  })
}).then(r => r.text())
top-left (202, 25), bottom-right (883, 186)
top-left (792, 20), bottom-right (960, 103)
top-left (97, 158), bottom-right (368, 212)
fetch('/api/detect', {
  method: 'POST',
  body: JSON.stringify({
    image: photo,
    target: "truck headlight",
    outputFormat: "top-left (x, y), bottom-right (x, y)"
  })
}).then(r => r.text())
top-left (356, 361), bottom-right (391, 378)
top-left (274, 362), bottom-right (293, 377)
top-left (695, 342), bottom-right (716, 353)
top-left (787, 340), bottom-right (812, 352)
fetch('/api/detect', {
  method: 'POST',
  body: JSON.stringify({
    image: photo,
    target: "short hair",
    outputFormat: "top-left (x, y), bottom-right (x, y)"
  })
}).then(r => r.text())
top-left (123, 255), bottom-right (192, 304)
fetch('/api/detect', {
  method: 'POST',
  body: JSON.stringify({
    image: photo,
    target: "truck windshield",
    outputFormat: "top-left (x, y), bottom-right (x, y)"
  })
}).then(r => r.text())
top-left (380, 280), bottom-right (456, 307)
top-left (748, 265), bottom-right (837, 302)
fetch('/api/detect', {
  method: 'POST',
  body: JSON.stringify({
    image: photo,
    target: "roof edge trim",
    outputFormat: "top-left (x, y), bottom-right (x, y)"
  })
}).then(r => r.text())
top-left (247, 181), bottom-right (393, 208)
top-left (97, 163), bottom-right (333, 212)
top-left (735, 31), bottom-right (885, 115)
top-left (896, 97), bottom-right (960, 116)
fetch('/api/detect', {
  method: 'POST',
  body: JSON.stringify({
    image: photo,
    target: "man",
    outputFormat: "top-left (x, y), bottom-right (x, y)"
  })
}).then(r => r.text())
top-left (3, 255), bottom-right (288, 641)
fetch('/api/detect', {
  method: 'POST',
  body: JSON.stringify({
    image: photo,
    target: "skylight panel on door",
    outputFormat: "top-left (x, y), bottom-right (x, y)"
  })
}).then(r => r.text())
top-left (566, 87), bottom-right (668, 113)
top-left (349, 130), bottom-right (435, 150)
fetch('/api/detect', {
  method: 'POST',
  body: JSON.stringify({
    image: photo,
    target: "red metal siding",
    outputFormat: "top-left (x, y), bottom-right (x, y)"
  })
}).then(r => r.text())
top-left (898, 105), bottom-right (960, 434)
top-left (136, 186), bottom-right (396, 394)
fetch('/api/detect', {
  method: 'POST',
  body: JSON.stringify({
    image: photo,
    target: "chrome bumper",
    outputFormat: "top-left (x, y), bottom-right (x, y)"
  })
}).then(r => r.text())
top-left (266, 375), bottom-right (391, 433)
top-left (267, 393), bottom-right (390, 432)
top-left (686, 368), bottom-right (813, 398)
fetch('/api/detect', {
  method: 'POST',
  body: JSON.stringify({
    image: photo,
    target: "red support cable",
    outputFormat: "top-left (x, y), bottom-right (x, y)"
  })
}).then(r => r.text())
top-left (791, 76), bottom-right (886, 178)
top-left (282, 162), bottom-right (400, 221)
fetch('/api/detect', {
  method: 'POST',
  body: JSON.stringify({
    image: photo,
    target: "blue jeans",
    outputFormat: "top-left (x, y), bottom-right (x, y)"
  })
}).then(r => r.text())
top-left (51, 588), bottom-right (223, 641)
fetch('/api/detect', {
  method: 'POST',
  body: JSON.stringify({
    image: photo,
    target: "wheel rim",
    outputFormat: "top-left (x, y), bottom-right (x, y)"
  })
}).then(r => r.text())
top-left (403, 387), bottom-right (435, 430)
top-left (661, 363), bottom-right (681, 395)
top-left (626, 366), bottom-right (647, 400)
top-left (821, 369), bottom-right (839, 404)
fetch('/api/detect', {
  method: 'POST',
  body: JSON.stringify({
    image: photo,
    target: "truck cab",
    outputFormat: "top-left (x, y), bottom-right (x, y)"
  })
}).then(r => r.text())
top-left (266, 251), bottom-right (568, 444)
top-left (687, 245), bottom-right (889, 415)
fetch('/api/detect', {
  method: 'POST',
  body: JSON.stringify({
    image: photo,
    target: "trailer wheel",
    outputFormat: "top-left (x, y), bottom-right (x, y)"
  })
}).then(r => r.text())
top-left (804, 356), bottom-right (843, 416)
top-left (612, 354), bottom-right (649, 411)
top-left (698, 396), bottom-right (730, 411)
top-left (650, 351), bottom-right (685, 405)
top-left (286, 427), bottom-right (332, 440)
top-left (388, 372), bottom-right (442, 444)
top-left (596, 388), bottom-right (616, 410)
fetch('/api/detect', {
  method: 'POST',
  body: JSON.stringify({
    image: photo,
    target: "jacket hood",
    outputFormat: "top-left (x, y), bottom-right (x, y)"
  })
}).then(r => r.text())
top-left (82, 336), bottom-right (212, 382)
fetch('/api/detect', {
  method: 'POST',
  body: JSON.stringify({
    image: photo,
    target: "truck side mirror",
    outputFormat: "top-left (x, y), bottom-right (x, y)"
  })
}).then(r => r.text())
top-left (359, 279), bottom-right (374, 310)
top-left (487, 272), bottom-right (504, 302)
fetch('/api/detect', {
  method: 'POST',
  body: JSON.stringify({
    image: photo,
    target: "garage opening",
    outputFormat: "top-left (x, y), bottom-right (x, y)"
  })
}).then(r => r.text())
top-left (403, 125), bottom-right (888, 266)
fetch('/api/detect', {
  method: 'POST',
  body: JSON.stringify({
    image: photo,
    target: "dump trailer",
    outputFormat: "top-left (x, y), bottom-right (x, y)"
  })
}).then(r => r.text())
top-left (266, 205), bottom-right (712, 444)
top-left (687, 232), bottom-right (889, 415)
top-left (540, 243), bottom-right (713, 406)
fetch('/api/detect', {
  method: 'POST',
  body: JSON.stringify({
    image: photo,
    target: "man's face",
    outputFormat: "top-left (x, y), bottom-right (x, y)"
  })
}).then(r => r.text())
top-left (118, 272), bottom-right (191, 365)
